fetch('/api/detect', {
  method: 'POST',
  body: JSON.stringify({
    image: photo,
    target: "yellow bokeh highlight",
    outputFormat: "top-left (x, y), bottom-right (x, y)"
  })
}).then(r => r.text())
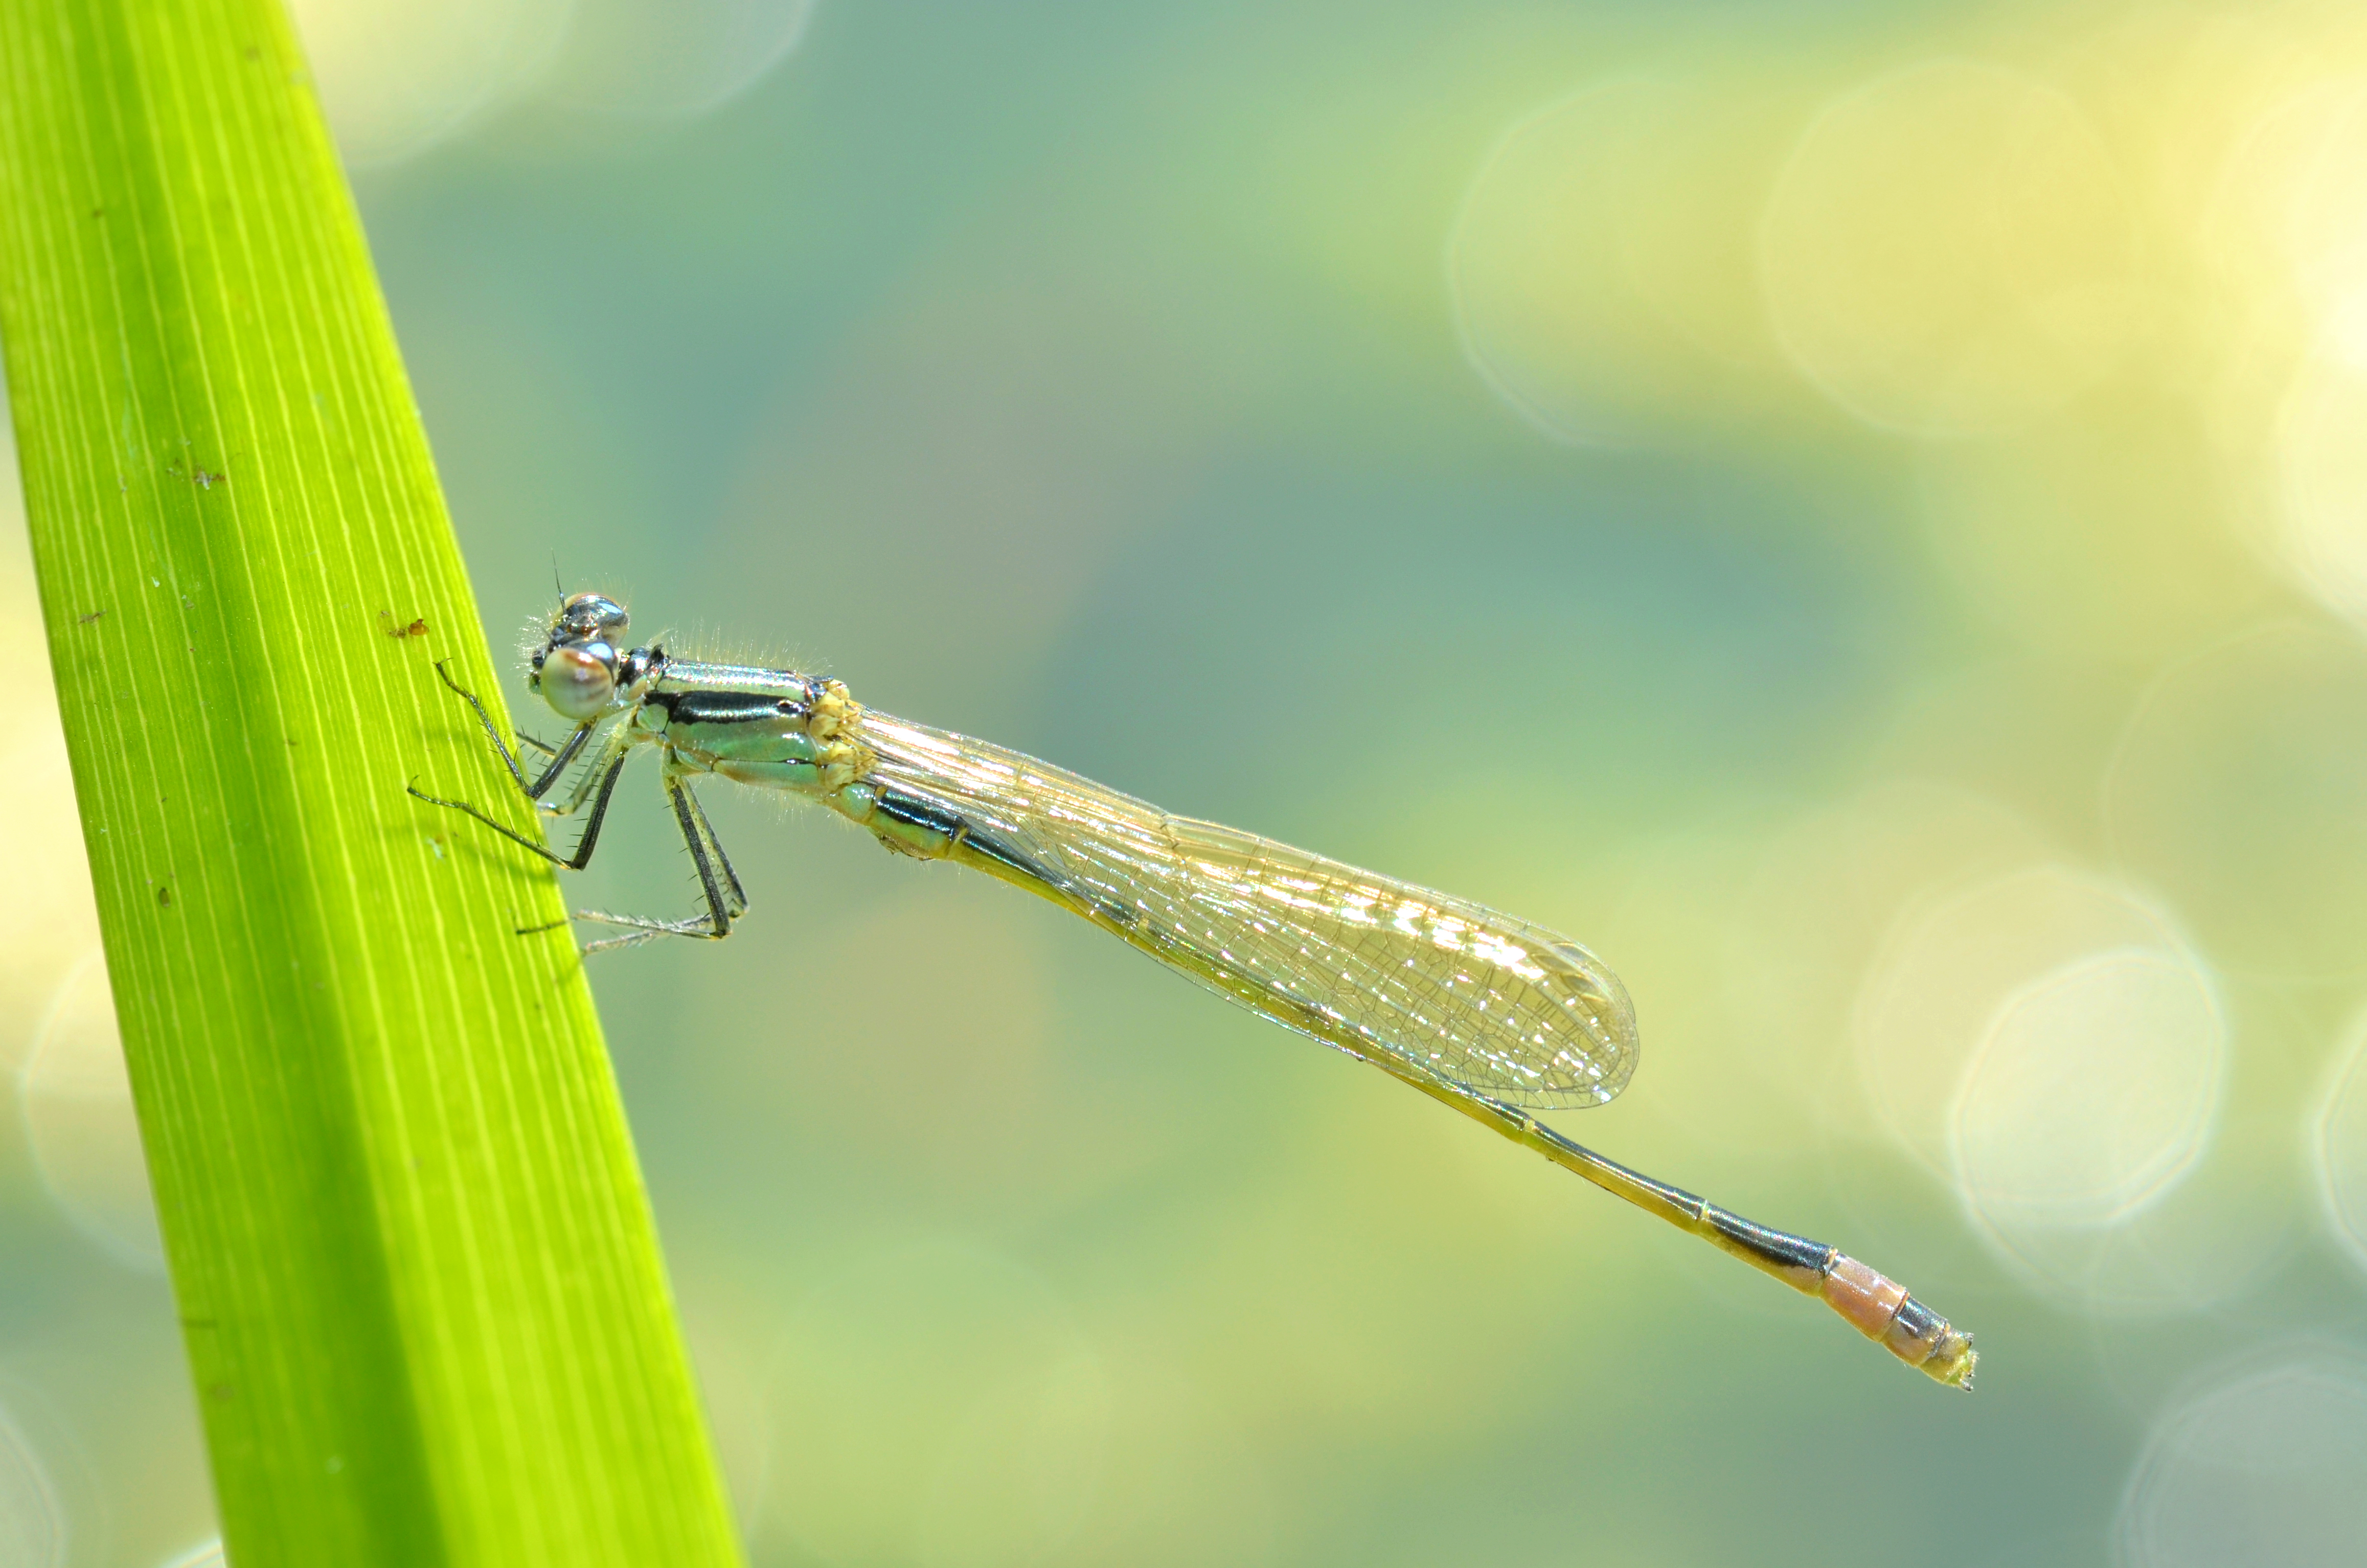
top-left (1720, 780), bottom-right (2043, 1131)
top-left (2277, 345), bottom-right (2367, 620)
top-left (20, 948), bottom-right (164, 1272)
top-left (289, 0), bottom-right (817, 165)
top-left (1760, 59), bottom-right (2140, 436)
top-left (0, 531), bottom-right (100, 1075)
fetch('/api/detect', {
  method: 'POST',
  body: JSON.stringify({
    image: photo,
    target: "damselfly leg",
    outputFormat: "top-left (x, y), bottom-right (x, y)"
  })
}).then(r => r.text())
top-left (428, 660), bottom-right (589, 800)
top-left (572, 769), bottom-right (748, 954)
top-left (408, 661), bottom-right (750, 948)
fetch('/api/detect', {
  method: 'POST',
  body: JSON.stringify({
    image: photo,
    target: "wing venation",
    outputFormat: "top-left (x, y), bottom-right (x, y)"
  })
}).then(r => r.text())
top-left (854, 710), bottom-right (1639, 1109)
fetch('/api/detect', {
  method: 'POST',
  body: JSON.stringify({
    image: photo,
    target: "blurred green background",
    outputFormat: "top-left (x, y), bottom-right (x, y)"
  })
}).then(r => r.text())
top-left (10, 0), bottom-right (2367, 1563)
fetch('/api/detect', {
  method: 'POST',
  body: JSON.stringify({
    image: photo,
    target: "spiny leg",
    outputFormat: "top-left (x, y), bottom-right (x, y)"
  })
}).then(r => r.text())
top-left (511, 728), bottom-right (613, 826)
top-left (516, 731), bottom-right (609, 812)
top-left (530, 723), bottom-right (641, 822)
top-left (407, 729), bottom-right (634, 874)
top-left (430, 659), bottom-right (590, 800)
top-left (575, 771), bottom-right (747, 953)
top-left (678, 770), bottom-right (748, 918)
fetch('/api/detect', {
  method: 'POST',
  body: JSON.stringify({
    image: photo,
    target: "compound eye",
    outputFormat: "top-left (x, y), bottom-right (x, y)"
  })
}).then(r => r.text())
top-left (561, 593), bottom-right (629, 638)
top-left (541, 642), bottom-right (617, 720)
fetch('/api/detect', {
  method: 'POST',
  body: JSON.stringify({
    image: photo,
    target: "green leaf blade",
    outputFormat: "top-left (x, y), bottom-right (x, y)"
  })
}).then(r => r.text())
top-left (0, 2), bottom-right (744, 1563)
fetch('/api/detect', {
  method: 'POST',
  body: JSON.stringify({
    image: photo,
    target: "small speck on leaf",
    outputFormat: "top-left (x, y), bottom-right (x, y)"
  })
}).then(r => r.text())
top-left (78, 608), bottom-right (105, 623)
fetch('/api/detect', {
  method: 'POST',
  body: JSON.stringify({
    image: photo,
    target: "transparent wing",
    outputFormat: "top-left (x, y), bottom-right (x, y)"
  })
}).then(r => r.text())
top-left (854, 709), bottom-right (1639, 1109)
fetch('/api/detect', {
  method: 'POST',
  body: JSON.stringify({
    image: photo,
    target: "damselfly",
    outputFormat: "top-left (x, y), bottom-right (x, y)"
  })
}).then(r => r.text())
top-left (409, 593), bottom-right (1976, 1389)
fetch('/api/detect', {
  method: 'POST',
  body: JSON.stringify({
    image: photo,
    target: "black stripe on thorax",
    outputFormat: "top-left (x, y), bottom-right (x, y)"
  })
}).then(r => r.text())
top-left (646, 690), bottom-right (809, 726)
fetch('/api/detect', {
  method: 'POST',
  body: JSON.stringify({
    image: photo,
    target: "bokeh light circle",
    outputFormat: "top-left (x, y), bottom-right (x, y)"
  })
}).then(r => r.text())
top-left (538, 0), bottom-right (816, 119)
top-left (1854, 864), bottom-right (2192, 1174)
top-left (288, 0), bottom-right (572, 166)
top-left (2275, 345), bottom-right (2367, 624)
top-left (2280, 79), bottom-right (2367, 335)
top-left (1718, 779), bottom-right (2042, 1137)
top-left (2105, 622), bottom-right (2367, 978)
top-left (19, 948), bottom-right (164, 1271)
top-left (0, 712), bottom-right (106, 1077)
top-left (2315, 1012), bottom-right (2367, 1271)
top-left (0, 1406), bottom-right (64, 1568)
top-left (1761, 59), bottom-right (2137, 436)
top-left (2116, 1353), bottom-right (2367, 1568)
top-left (1449, 80), bottom-right (1694, 447)
top-left (1854, 865), bottom-right (2261, 1311)
top-left (1447, 78), bottom-right (1820, 446)
top-left (1951, 949), bottom-right (2222, 1229)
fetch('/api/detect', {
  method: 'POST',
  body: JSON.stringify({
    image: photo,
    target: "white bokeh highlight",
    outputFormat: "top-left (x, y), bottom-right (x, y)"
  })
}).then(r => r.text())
top-left (1854, 864), bottom-right (2196, 1173)
top-left (1951, 948), bottom-right (2222, 1230)
top-left (1854, 865), bottom-right (2264, 1311)
top-left (2117, 1353), bottom-right (2367, 1568)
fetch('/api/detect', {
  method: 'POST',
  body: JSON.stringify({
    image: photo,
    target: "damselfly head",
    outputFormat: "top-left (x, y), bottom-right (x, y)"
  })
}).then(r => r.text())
top-left (527, 593), bottom-right (638, 720)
